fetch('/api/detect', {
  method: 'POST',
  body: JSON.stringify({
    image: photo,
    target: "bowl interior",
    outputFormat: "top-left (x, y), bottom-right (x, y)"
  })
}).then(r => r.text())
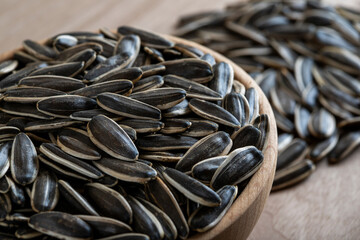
top-left (0, 32), bottom-right (278, 240)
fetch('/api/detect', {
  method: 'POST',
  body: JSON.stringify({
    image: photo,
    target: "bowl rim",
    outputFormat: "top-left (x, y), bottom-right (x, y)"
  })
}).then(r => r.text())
top-left (0, 31), bottom-right (278, 240)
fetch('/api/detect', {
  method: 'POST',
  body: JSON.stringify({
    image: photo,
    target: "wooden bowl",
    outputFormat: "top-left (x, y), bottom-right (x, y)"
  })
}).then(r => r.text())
top-left (0, 33), bottom-right (277, 240)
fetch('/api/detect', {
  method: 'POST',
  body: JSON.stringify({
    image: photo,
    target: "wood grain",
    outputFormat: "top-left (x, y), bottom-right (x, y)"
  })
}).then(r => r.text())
top-left (1, 0), bottom-right (360, 239)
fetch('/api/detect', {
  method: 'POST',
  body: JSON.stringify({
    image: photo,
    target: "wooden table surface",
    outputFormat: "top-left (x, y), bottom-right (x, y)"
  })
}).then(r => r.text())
top-left (1, 0), bottom-right (360, 239)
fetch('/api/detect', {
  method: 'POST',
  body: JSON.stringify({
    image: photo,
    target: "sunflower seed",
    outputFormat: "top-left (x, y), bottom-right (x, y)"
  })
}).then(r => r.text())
top-left (270, 87), bottom-right (296, 117)
top-left (277, 138), bottom-right (308, 170)
top-left (126, 195), bottom-right (164, 240)
top-left (189, 99), bottom-right (240, 127)
top-left (0, 142), bottom-right (11, 178)
top-left (28, 212), bottom-right (92, 240)
top-left (57, 127), bottom-right (101, 160)
top-left (223, 92), bottom-right (250, 127)
top-left (162, 99), bottom-right (191, 118)
top-left (3, 87), bottom-right (64, 103)
top-left (0, 102), bottom-right (52, 120)
top-left (272, 159), bottom-right (315, 191)
top-left (140, 152), bottom-right (183, 163)
top-left (309, 131), bottom-right (339, 162)
top-left (85, 182), bottom-right (132, 224)
top-left (118, 119), bottom-right (164, 134)
top-left (8, 177), bottom-right (26, 206)
top-left (140, 64), bottom-right (166, 78)
top-left (0, 193), bottom-right (12, 221)
top-left (191, 156), bottom-right (227, 184)
top-left (15, 226), bottom-right (42, 239)
top-left (130, 88), bottom-right (186, 110)
top-left (53, 35), bottom-right (78, 51)
top-left (38, 154), bottom-right (89, 181)
top-left (144, 46), bottom-right (165, 62)
top-left (133, 75), bottom-right (164, 93)
top-left (137, 198), bottom-right (178, 240)
top-left (97, 233), bottom-right (150, 240)
top-left (58, 179), bottom-right (99, 216)
top-left (117, 26), bottom-right (174, 49)
top-left (10, 133), bottom-right (38, 185)
top-left (30, 170), bottom-right (58, 212)
top-left (23, 39), bottom-right (58, 61)
top-left (0, 175), bottom-right (10, 193)
top-left (328, 130), bottom-right (360, 163)
top-left (97, 92), bottom-right (161, 120)
top-left (96, 174), bottom-right (119, 187)
top-left (137, 134), bottom-right (198, 151)
top-left (39, 143), bottom-right (103, 179)
top-left (231, 125), bottom-right (261, 150)
top-left (188, 185), bottom-right (237, 232)
top-left (161, 59), bottom-right (213, 83)
top-left (210, 146), bottom-right (264, 190)
top-left (30, 62), bottom-right (84, 77)
top-left (0, 63), bottom-right (47, 92)
top-left (308, 108), bottom-right (336, 139)
top-left (208, 62), bottom-right (234, 97)
top-left (160, 119), bottom-right (191, 135)
top-left (182, 119), bottom-right (218, 137)
top-left (145, 177), bottom-right (189, 239)
top-left (93, 157), bottom-right (157, 184)
top-left (37, 95), bottom-right (96, 118)
top-left (163, 75), bottom-right (222, 101)
top-left (245, 87), bottom-right (260, 123)
top-left (273, 109), bottom-right (294, 133)
top-left (163, 167), bottom-right (221, 207)
top-left (87, 115), bottom-right (138, 161)
top-left (294, 105), bottom-right (311, 139)
top-left (57, 42), bottom-right (103, 61)
top-left (176, 131), bottom-right (232, 173)
top-left (24, 118), bottom-right (81, 131)
top-left (65, 49), bottom-right (97, 69)
top-left (77, 215), bottom-right (132, 238)
top-left (93, 67), bottom-right (143, 84)
top-left (70, 108), bottom-right (122, 122)
top-left (19, 75), bottom-right (85, 92)
top-left (225, 21), bottom-right (268, 45)
top-left (0, 60), bottom-right (18, 76)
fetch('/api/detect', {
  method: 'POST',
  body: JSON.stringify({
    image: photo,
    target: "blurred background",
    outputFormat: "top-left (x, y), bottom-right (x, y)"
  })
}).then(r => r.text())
top-left (0, 0), bottom-right (357, 53)
top-left (0, 0), bottom-right (359, 239)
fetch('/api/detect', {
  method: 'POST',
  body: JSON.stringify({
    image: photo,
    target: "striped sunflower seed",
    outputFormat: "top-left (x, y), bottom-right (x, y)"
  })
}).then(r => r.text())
top-left (39, 143), bottom-right (103, 179)
top-left (87, 115), bottom-right (138, 161)
top-left (18, 75), bottom-right (85, 92)
top-left (58, 180), bottom-right (99, 216)
top-left (28, 212), bottom-right (92, 240)
top-left (37, 95), bottom-right (96, 118)
top-left (85, 182), bottom-right (132, 224)
top-left (163, 167), bottom-right (221, 207)
top-left (188, 185), bottom-right (237, 232)
top-left (93, 157), bottom-right (157, 184)
top-left (176, 131), bottom-right (232, 173)
top-left (97, 92), bottom-right (161, 120)
top-left (77, 215), bottom-right (132, 238)
top-left (189, 99), bottom-right (240, 127)
top-left (10, 133), bottom-right (38, 185)
top-left (57, 127), bottom-right (101, 160)
top-left (30, 170), bottom-right (58, 212)
top-left (210, 146), bottom-right (264, 190)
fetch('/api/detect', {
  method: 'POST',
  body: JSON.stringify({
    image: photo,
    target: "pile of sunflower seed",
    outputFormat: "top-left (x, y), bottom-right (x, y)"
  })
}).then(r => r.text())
top-left (0, 25), bottom-right (269, 239)
top-left (176, 0), bottom-right (360, 191)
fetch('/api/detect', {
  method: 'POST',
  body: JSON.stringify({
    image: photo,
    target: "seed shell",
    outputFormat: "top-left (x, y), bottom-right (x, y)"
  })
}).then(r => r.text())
top-left (28, 212), bottom-right (92, 240)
